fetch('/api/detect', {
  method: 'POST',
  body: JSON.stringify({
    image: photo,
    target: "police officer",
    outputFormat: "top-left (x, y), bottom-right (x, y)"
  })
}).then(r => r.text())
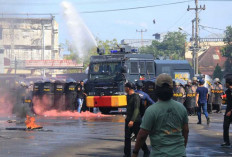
top-left (207, 84), bottom-right (214, 114)
top-left (185, 80), bottom-right (196, 115)
top-left (173, 82), bottom-right (186, 104)
top-left (212, 78), bottom-right (223, 113)
top-left (25, 81), bottom-right (34, 111)
top-left (192, 77), bottom-right (198, 114)
top-left (135, 81), bottom-right (155, 117)
top-left (192, 77), bottom-right (199, 87)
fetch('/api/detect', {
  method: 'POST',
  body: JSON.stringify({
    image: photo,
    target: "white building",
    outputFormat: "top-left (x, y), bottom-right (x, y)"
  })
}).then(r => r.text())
top-left (0, 16), bottom-right (60, 74)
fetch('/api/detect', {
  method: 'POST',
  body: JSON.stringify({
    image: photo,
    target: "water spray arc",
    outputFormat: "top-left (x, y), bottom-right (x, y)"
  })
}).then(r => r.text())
top-left (61, 1), bottom-right (97, 58)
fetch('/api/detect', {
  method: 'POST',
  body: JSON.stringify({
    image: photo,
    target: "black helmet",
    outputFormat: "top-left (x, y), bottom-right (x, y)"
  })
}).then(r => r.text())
top-left (125, 82), bottom-right (135, 90)
top-left (135, 80), bottom-right (143, 88)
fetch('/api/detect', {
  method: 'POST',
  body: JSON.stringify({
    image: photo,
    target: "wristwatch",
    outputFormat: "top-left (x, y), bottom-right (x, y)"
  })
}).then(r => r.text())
top-left (133, 150), bottom-right (139, 155)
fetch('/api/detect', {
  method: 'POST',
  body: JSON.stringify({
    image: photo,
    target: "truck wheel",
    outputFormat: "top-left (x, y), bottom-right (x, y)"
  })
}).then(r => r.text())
top-left (99, 107), bottom-right (111, 114)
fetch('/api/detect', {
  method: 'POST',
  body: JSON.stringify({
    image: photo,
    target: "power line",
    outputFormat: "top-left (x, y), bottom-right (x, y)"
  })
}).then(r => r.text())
top-left (199, 25), bottom-right (225, 31)
top-left (167, 11), bottom-right (188, 31)
top-left (0, 1), bottom-right (194, 16)
top-left (81, 0), bottom-right (194, 14)
top-left (200, 27), bottom-right (222, 38)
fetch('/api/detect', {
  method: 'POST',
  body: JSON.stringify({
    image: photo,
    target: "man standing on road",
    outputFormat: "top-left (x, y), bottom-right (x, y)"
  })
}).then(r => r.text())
top-left (124, 82), bottom-right (150, 157)
top-left (132, 74), bottom-right (189, 157)
top-left (196, 80), bottom-right (210, 125)
top-left (221, 77), bottom-right (232, 147)
top-left (77, 81), bottom-right (86, 113)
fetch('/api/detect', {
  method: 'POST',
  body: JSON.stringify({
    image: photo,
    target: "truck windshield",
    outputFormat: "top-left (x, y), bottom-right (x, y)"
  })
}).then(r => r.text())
top-left (89, 62), bottom-right (122, 81)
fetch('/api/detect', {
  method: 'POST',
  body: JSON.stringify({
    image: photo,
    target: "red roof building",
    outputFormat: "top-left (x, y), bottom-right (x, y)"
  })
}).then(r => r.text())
top-left (198, 46), bottom-right (227, 76)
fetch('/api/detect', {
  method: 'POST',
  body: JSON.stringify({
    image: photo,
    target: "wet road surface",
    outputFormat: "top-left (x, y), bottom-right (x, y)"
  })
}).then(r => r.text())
top-left (0, 113), bottom-right (232, 157)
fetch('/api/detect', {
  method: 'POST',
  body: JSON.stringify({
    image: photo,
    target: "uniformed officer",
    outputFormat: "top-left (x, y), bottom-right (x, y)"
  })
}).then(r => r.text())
top-left (192, 77), bottom-right (199, 87)
top-left (212, 78), bottom-right (223, 113)
top-left (192, 77), bottom-right (198, 114)
top-left (185, 80), bottom-right (196, 115)
top-left (207, 84), bottom-right (214, 114)
top-left (173, 82), bottom-right (186, 104)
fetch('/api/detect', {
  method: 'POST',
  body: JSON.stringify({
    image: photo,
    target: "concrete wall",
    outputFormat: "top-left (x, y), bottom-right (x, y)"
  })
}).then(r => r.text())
top-left (0, 17), bottom-right (59, 61)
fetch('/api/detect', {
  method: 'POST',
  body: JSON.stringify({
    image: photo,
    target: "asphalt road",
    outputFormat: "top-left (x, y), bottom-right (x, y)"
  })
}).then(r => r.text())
top-left (0, 112), bottom-right (232, 157)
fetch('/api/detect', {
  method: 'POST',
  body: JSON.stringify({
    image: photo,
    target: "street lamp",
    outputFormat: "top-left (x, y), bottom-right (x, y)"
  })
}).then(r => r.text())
top-left (178, 27), bottom-right (191, 36)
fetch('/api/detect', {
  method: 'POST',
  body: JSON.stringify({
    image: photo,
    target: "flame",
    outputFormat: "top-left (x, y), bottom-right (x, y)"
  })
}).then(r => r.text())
top-left (25, 115), bottom-right (42, 130)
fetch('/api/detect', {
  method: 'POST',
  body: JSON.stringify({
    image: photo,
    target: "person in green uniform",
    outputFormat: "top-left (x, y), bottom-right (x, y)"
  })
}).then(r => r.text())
top-left (132, 74), bottom-right (189, 157)
top-left (124, 82), bottom-right (150, 157)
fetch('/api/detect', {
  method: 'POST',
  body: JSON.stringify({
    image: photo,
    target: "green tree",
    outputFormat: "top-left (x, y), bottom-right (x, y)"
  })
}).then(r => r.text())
top-left (221, 26), bottom-right (232, 74)
top-left (213, 64), bottom-right (223, 80)
top-left (97, 38), bottom-right (118, 55)
top-left (140, 31), bottom-right (187, 59)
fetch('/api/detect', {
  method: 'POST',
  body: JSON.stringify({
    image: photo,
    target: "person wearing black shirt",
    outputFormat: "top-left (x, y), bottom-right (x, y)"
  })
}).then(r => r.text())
top-left (77, 81), bottom-right (85, 113)
top-left (124, 82), bottom-right (150, 157)
top-left (221, 77), bottom-right (232, 147)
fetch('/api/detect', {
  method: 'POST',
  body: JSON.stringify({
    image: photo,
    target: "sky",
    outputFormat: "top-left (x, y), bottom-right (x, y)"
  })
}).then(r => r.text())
top-left (0, 0), bottom-right (232, 45)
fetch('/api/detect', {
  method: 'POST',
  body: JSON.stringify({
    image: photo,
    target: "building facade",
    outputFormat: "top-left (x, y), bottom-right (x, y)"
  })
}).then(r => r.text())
top-left (0, 16), bottom-right (60, 74)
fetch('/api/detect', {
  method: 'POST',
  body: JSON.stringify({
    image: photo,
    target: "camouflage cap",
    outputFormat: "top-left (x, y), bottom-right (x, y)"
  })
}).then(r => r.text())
top-left (156, 73), bottom-right (173, 88)
top-left (214, 78), bottom-right (220, 83)
top-left (192, 77), bottom-right (197, 81)
top-left (187, 80), bottom-right (192, 83)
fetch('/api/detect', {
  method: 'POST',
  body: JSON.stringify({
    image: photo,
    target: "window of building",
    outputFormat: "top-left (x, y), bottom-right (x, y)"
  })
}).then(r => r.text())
top-left (146, 62), bottom-right (155, 74)
top-left (130, 62), bottom-right (139, 74)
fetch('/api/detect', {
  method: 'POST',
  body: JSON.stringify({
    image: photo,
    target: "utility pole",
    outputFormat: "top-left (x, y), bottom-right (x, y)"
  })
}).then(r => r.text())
top-left (136, 29), bottom-right (147, 47)
top-left (187, 0), bottom-right (205, 75)
top-left (191, 19), bottom-right (195, 71)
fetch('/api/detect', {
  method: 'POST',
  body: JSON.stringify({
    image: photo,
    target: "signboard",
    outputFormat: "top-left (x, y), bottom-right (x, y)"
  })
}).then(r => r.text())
top-left (174, 72), bottom-right (190, 81)
top-left (25, 60), bottom-right (83, 68)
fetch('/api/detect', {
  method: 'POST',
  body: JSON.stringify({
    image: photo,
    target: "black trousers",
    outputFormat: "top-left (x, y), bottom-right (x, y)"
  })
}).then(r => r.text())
top-left (214, 104), bottom-right (221, 112)
top-left (124, 120), bottom-right (149, 157)
top-left (207, 103), bottom-right (213, 113)
top-left (187, 107), bottom-right (195, 115)
top-left (223, 115), bottom-right (232, 144)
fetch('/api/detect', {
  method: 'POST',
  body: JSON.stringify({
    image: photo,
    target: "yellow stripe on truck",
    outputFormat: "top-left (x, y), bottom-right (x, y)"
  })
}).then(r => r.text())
top-left (86, 96), bottom-right (95, 107)
top-left (111, 95), bottom-right (127, 107)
